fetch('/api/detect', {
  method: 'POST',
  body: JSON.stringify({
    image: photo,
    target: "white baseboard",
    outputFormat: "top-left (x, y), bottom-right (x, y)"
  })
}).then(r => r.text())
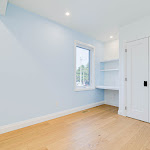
top-left (118, 109), bottom-right (126, 116)
top-left (118, 109), bottom-right (123, 115)
top-left (104, 101), bottom-right (119, 107)
top-left (0, 101), bottom-right (104, 134)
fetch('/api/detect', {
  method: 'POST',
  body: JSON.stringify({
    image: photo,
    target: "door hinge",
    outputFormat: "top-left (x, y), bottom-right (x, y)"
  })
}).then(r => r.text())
top-left (125, 49), bottom-right (127, 52)
top-left (125, 78), bottom-right (127, 81)
top-left (125, 106), bottom-right (127, 110)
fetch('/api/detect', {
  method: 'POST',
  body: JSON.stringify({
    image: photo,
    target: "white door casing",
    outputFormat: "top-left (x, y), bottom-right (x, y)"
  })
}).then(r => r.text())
top-left (149, 38), bottom-right (150, 123)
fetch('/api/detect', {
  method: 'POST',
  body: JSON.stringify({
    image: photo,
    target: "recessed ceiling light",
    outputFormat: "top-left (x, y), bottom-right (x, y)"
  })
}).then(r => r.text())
top-left (110, 36), bottom-right (113, 39)
top-left (65, 12), bottom-right (70, 16)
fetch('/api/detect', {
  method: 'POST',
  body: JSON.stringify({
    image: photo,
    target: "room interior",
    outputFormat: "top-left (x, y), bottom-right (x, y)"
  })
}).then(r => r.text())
top-left (1, 0), bottom-right (150, 150)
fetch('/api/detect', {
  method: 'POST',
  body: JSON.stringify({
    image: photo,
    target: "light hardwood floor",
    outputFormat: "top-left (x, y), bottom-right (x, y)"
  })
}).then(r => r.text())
top-left (0, 104), bottom-right (150, 150)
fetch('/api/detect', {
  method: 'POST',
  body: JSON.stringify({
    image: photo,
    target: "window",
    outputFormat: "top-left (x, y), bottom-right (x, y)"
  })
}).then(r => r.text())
top-left (75, 41), bottom-right (95, 91)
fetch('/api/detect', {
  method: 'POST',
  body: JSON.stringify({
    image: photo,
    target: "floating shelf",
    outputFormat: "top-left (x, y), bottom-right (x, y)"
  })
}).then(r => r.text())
top-left (100, 59), bottom-right (119, 63)
top-left (100, 69), bottom-right (119, 72)
top-left (96, 86), bottom-right (119, 90)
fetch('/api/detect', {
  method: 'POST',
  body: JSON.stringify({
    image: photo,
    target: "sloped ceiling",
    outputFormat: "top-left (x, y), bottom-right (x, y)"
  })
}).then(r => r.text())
top-left (8, 0), bottom-right (150, 42)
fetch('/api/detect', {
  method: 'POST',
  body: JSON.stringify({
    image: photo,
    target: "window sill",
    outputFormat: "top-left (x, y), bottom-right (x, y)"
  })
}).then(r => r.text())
top-left (74, 87), bottom-right (95, 92)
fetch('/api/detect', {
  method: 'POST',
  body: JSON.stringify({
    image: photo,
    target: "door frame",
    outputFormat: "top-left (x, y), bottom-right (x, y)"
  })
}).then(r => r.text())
top-left (121, 37), bottom-right (150, 122)
top-left (126, 38), bottom-right (149, 122)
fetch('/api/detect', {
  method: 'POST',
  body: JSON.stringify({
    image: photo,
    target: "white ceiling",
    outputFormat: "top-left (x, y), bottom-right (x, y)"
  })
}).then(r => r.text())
top-left (8, 0), bottom-right (150, 42)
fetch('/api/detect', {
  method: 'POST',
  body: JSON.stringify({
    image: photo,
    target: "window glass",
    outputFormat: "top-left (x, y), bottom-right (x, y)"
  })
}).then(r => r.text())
top-left (76, 46), bottom-right (90, 87)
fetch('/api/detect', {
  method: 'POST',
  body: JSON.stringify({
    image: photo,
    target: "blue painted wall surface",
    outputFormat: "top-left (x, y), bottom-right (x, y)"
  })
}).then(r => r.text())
top-left (0, 4), bottom-right (104, 126)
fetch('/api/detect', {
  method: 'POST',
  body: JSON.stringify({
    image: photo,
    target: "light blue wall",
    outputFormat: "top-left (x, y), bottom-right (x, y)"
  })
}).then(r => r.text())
top-left (0, 4), bottom-right (104, 126)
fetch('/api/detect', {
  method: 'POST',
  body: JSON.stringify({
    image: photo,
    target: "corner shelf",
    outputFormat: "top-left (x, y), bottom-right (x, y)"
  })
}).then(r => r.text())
top-left (98, 58), bottom-right (119, 91)
top-left (100, 59), bottom-right (119, 63)
top-left (100, 69), bottom-right (119, 72)
top-left (96, 86), bottom-right (119, 91)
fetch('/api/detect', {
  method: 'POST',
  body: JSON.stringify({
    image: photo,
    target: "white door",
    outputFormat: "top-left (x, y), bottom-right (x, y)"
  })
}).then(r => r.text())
top-left (149, 38), bottom-right (150, 123)
top-left (127, 38), bottom-right (149, 122)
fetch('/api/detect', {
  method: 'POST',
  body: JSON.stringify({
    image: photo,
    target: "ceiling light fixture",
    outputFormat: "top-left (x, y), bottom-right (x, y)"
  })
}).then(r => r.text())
top-left (65, 12), bottom-right (70, 16)
top-left (110, 36), bottom-right (113, 39)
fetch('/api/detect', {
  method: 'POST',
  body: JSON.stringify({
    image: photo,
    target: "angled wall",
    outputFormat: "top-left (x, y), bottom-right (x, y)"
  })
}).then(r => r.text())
top-left (0, 4), bottom-right (104, 127)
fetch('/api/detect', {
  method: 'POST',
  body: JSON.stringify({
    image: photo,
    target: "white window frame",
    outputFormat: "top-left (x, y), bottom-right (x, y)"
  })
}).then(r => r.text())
top-left (74, 40), bottom-right (95, 91)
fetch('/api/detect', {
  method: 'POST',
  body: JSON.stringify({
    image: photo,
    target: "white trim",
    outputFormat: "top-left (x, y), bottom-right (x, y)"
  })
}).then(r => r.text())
top-left (104, 101), bottom-right (119, 107)
top-left (120, 37), bottom-right (150, 117)
top-left (74, 87), bottom-right (95, 92)
top-left (96, 86), bottom-right (119, 90)
top-left (74, 40), bottom-right (95, 91)
top-left (100, 69), bottom-right (119, 72)
top-left (75, 40), bottom-right (95, 49)
top-left (119, 40), bottom-right (127, 116)
top-left (0, 101), bottom-right (104, 134)
top-left (100, 59), bottom-right (119, 63)
top-left (118, 109), bottom-right (124, 116)
top-left (0, 0), bottom-right (8, 15)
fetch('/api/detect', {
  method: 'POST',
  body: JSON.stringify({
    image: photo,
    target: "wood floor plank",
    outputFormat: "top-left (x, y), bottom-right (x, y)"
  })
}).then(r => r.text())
top-left (0, 104), bottom-right (150, 150)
